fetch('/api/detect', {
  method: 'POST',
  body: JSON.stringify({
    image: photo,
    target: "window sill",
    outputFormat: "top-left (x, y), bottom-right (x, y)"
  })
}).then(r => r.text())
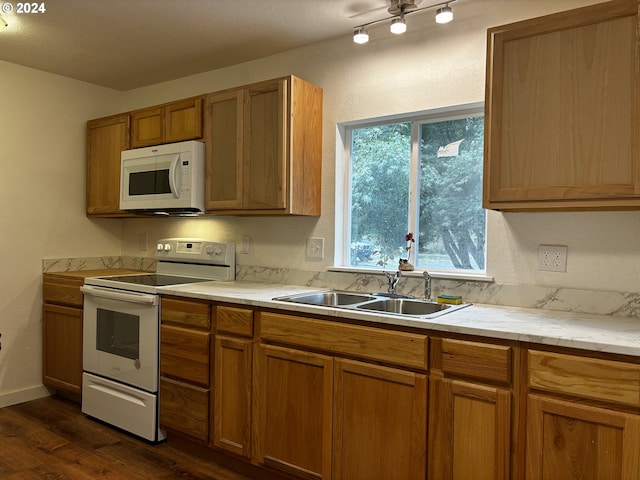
top-left (328, 266), bottom-right (494, 283)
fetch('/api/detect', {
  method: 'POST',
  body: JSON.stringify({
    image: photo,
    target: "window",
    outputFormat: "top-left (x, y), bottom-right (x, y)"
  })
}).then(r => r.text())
top-left (338, 104), bottom-right (486, 274)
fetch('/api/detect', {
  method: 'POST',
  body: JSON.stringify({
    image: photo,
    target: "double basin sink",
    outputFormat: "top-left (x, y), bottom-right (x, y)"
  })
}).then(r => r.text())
top-left (273, 290), bottom-right (469, 319)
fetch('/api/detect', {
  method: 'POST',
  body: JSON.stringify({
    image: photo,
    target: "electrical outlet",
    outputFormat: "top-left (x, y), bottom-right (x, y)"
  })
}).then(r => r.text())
top-left (538, 245), bottom-right (567, 272)
top-left (306, 237), bottom-right (324, 260)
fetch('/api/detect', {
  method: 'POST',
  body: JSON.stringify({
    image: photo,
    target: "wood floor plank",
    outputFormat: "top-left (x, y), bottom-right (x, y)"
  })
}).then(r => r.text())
top-left (0, 396), bottom-right (257, 479)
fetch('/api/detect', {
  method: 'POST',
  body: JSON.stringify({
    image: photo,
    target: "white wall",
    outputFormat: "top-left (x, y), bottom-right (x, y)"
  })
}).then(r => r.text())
top-left (119, 0), bottom-right (632, 292)
top-left (0, 61), bottom-right (125, 404)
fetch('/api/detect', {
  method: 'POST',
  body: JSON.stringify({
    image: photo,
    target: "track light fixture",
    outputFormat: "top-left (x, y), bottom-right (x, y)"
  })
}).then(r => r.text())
top-left (435, 5), bottom-right (454, 24)
top-left (353, 0), bottom-right (456, 45)
top-left (353, 27), bottom-right (369, 44)
top-left (390, 16), bottom-right (407, 34)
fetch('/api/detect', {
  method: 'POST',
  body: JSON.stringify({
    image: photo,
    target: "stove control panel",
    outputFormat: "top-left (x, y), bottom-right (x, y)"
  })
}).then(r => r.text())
top-left (155, 238), bottom-right (235, 268)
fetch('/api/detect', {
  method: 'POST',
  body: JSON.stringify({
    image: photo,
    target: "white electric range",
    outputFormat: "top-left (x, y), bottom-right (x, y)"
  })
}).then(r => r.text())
top-left (80, 238), bottom-right (235, 442)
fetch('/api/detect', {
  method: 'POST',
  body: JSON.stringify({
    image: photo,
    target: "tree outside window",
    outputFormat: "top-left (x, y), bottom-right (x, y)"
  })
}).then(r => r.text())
top-left (346, 106), bottom-right (485, 273)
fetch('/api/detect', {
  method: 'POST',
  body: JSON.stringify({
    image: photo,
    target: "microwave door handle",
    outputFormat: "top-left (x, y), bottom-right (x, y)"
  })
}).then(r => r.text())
top-left (168, 154), bottom-right (182, 198)
top-left (80, 285), bottom-right (158, 305)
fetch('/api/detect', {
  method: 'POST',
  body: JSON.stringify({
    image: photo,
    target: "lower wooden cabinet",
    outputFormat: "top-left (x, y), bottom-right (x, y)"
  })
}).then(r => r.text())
top-left (252, 343), bottom-right (333, 479)
top-left (428, 378), bottom-right (512, 480)
top-left (213, 335), bottom-right (252, 457)
top-left (152, 299), bottom-right (640, 480)
top-left (160, 297), bottom-right (212, 443)
top-left (42, 303), bottom-right (83, 395)
top-left (526, 350), bottom-right (640, 480)
top-left (428, 337), bottom-right (515, 480)
top-left (526, 394), bottom-right (640, 480)
top-left (333, 358), bottom-right (427, 480)
top-left (252, 312), bottom-right (430, 480)
top-left (213, 305), bottom-right (254, 457)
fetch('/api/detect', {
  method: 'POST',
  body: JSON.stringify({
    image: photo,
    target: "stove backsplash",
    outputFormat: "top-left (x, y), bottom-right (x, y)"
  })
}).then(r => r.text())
top-left (42, 256), bottom-right (640, 319)
top-left (43, 256), bottom-right (156, 274)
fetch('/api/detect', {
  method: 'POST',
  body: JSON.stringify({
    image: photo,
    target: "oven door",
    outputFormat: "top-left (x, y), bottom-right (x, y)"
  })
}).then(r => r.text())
top-left (81, 285), bottom-right (159, 393)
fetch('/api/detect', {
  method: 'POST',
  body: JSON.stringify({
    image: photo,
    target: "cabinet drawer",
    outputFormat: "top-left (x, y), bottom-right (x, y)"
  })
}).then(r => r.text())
top-left (161, 325), bottom-right (211, 387)
top-left (160, 377), bottom-right (209, 442)
top-left (216, 305), bottom-right (254, 337)
top-left (43, 276), bottom-right (84, 307)
top-left (258, 312), bottom-right (428, 370)
top-left (528, 350), bottom-right (640, 407)
top-left (161, 297), bottom-right (211, 329)
top-left (437, 338), bottom-right (512, 385)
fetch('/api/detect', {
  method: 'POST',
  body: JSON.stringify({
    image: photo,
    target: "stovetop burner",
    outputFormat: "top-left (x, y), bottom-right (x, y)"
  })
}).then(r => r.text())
top-left (102, 274), bottom-right (213, 287)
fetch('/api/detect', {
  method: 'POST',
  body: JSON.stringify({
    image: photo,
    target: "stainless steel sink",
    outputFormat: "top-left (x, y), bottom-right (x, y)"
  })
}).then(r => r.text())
top-left (274, 290), bottom-right (377, 307)
top-left (273, 290), bottom-right (469, 319)
top-left (355, 298), bottom-right (449, 315)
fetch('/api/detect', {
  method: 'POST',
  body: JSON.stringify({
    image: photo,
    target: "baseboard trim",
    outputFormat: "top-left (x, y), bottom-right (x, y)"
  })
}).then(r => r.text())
top-left (0, 385), bottom-right (51, 408)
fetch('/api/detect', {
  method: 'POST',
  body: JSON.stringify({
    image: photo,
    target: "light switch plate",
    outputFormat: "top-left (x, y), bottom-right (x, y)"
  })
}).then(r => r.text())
top-left (241, 235), bottom-right (251, 254)
top-left (306, 237), bottom-right (324, 260)
top-left (538, 245), bottom-right (567, 272)
top-left (138, 233), bottom-right (148, 251)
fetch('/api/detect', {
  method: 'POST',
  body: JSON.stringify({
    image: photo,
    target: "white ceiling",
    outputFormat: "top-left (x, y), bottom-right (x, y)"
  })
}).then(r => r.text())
top-left (0, 0), bottom-right (413, 91)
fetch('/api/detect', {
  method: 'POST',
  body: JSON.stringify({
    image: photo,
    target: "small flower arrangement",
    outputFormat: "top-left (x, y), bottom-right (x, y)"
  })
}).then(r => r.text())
top-left (399, 232), bottom-right (415, 271)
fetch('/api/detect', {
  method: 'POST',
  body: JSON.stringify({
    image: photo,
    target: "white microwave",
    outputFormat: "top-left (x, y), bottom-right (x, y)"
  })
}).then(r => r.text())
top-left (120, 140), bottom-right (205, 214)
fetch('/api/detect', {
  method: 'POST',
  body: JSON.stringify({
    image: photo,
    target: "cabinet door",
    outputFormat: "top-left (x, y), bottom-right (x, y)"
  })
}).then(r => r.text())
top-left (165, 97), bottom-right (203, 144)
top-left (213, 335), bottom-right (252, 457)
top-left (333, 358), bottom-right (427, 480)
top-left (131, 106), bottom-right (163, 148)
top-left (205, 89), bottom-right (244, 210)
top-left (252, 344), bottom-right (333, 479)
top-left (526, 394), bottom-right (640, 480)
top-left (86, 114), bottom-right (130, 216)
top-left (428, 378), bottom-right (512, 480)
top-left (42, 304), bottom-right (83, 394)
top-left (244, 78), bottom-right (287, 210)
top-left (484, 1), bottom-right (640, 210)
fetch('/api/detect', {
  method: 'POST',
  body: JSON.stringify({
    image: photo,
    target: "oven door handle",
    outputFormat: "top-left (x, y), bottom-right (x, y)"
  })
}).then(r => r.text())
top-left (80, 285), bottom-right (158, 305)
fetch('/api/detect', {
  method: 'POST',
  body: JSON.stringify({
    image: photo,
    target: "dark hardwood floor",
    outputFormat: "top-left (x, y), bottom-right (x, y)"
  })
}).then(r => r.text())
top-left (0, 395), bottom-right (255, 479)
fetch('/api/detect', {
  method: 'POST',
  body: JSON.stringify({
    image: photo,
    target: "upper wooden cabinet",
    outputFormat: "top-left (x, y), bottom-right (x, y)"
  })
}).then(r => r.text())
top-left (131, 96), bottom-right (204, 148)
top-left (204, 75), bottom-right (323, 215)
top-left (484, 0), bottom-right (640, 210)
top-left (86, 113), bottom-right (131, 217)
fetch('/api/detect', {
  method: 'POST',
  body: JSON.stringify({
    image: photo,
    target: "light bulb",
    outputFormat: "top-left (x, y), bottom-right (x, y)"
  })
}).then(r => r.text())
top-left (435, 6), bottom-right (453, 24)
top-left (390, 17), bottom-right (407, 34)
top-left (353, 27), bottom-right (369, 44)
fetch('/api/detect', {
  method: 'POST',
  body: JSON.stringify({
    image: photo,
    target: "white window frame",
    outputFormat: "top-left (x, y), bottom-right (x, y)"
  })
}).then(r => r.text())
top-left (334, 102), bottom-right (491, 281)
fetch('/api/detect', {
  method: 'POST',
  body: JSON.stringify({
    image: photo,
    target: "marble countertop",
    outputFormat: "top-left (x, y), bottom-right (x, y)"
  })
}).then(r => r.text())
top-left (158, 280), bottom-right (640, 357)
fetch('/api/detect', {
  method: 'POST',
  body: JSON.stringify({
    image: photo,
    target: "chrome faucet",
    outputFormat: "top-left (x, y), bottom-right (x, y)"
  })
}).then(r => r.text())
top-left (384, 270), bottom-right (402, 295)
top-left (423, 270), bottom-right (432, 301)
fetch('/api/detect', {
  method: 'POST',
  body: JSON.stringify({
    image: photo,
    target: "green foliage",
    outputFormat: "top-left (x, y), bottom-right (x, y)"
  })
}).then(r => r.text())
top-left (349, 115), bottom-right (486, 271)
top-left (420, 116), bottom-right (485, 269)
top-left (350, 122), bottom-right (411, 265)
